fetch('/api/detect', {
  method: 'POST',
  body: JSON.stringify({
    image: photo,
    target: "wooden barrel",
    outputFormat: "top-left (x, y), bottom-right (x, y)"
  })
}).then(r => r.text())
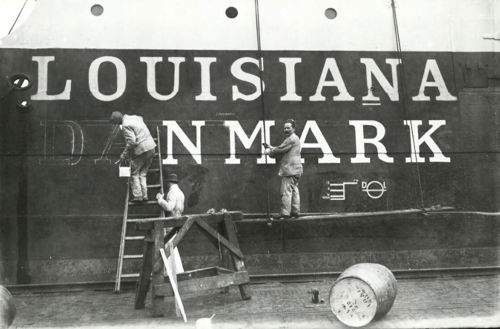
top-left (0, 285), bottom-right (16, 329)
top-left (329, 263), bottom-right (397, 327)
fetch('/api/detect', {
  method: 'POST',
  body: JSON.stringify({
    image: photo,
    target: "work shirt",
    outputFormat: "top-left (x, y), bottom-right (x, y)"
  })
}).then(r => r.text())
top-left (158, 184), bottom-right (185, 217)
top-left (121, 114), bottom-right (156, 158)
top-left (270, 133), bottom-right (303, 177)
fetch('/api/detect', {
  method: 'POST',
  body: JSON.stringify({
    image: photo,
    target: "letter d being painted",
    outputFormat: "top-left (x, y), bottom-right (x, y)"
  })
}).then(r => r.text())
top-left (39, 120), bottom-right (84, 166)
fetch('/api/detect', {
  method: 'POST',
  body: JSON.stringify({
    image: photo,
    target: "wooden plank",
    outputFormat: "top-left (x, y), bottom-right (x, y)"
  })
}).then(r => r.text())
top-left (151, 221), bottom-right (166, 317)
top-left (134, 231), bottom-right (153, 310)
top-left (152, 216), bottom-right (196, 275)
top-left (155, 271), bottom-right (249, 297)
top-left (132, 212), bottom-right (242, 226)
top-left (177, 267), bottom-right (220, 281)
top-left (223, 213), bottom-right (251, 300)
top-left (164, 227), bottom-right (180, 243)
top-left (195, 218), bottom-right (244, 259)
top-left (160, 248), bottom-right (187, 322)
top-left (217, 221), bottom-right (232, 270)
top-left (175, 267), bottom-right (233, 281)
top-left (195, 215), bottom-right (224, 252)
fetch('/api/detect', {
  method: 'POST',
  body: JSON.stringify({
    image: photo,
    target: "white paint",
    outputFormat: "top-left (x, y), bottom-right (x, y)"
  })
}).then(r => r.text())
top-left (299, 121), bottom-right (341, 164)
top-left (163, 120), bottom-right (205, 165)
top-left (361, 58), bottom-right (400, 102)
top-left (279, 57), bottom-right (302, 101)
top-left (231, 57), bottom-right (264, 101)
top-left (194, 57), bottom-right (217, 101)
top-left (224, 121), bottom-right (275, 164)
top-left (404, 120), bottom-right (451, 163)
top-left (140, 57), bottom-right (185, 101)
top-left (309, 58), bottom-right (354, 102)
top-left (350, 120), bottom-right (394, 163)
top-left (412, 59), bottom-right (457, 101)
top-left (88, 56), bottom-right (126, 101)
top-left (0, 0), bottom-right (498, 52)
top-left (31, 56), bottom-right (72, 100)
top-left (361, 181), bottom-right (387, 199)
top-left (322, 180), bottom-right (359, 201)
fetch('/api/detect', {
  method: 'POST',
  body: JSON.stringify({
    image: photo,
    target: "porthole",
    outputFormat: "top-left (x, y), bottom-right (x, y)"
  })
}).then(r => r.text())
top-left (325, 8), bottom-right (337, 19)
top-left (91, 4), bottom-right (104, 16)
top-left (8, 74), bottom-right (31, 91)
top-left (226, 7), bottom-right (238, 19)
top-left (17, 99), bottom-right (33, 113)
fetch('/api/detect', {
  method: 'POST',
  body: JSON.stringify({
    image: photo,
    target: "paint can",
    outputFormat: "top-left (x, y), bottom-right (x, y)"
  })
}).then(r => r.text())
top-left (329, 263), bottom-right (397, 327)
top-left (119, 163), bottom-right (131, 177)
top-left (195, 314), bottom-right (215, 329)
top-left (0, 285), bottom-right (16, 329)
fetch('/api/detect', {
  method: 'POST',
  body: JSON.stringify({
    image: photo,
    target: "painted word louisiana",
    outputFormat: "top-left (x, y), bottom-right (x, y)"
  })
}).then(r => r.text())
top-left (31, 56), bottom-right (457, 102)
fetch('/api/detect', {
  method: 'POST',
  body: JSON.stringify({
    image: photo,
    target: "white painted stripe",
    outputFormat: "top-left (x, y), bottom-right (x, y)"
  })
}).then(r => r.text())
top-left (0, 0), bottom-right (499, 52)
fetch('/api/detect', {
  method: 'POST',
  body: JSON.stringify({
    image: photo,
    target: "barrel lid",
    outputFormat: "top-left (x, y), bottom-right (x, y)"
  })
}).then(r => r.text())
top-left (329, 277), bottom-right (378, 327)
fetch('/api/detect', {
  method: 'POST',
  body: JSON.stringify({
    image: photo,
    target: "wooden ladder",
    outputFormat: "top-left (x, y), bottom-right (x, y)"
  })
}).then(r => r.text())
top-left (114, 127), bottom-right (165, 292)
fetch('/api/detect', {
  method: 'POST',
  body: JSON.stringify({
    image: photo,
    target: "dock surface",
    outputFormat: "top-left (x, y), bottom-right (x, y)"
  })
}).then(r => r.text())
top-left (12, 273), bottom-right (500, 328)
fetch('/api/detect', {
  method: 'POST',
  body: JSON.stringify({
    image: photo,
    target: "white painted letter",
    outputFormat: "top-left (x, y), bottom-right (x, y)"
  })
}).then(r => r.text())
top-left (404, 120), bottom-right (450, 163)
top-left (140, 57), bottom-right (185, 101)
top-left (231, 57), bottom-right (264, 101)
top-left (162, 121), bottom-right (205, 165)
top-left (89, 56), bottom-right (126, 101)
top-left (361, 58), bottom-right (400, 102)
top-left (350, 120), bottom-right (394, 163)
top-left (309, 58), bottom-right (354, 101)
top-left (194, 57), bottom-right (217, 101)
top-left (279, 57), bottom-right (302, 101)
top-left (224, 121), bottom-right (275, 164)
top-left (31, 56), bottom-right (72, 100)
top-left (299, 121), bottom-right (340, 163)
top-left (412, 59), bottom-right (457, 101)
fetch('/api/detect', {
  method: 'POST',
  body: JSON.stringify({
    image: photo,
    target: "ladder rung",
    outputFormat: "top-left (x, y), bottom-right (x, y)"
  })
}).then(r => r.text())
top-left (123, 254), bottom-right (143, 259)
top-left (127, 217), bottom-right (161, 223)
top-left (125, 236), bottom-right (144, 240)
top-left (147, 184), bottom-right (161, 188)
top-left (128, 200), bottom-right (158, 205)
top-left (121, 273), bottom-right (140, 278)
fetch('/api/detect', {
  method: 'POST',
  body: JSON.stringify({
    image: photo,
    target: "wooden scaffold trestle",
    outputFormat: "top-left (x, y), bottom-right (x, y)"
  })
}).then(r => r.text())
top-left (132, 211), bottom-right (251, 317)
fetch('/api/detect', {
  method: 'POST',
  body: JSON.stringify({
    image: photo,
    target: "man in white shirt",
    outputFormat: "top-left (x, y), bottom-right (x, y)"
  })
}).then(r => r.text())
top-left (156, 172), bottom-right (185, 316)
top-left (156, 173), bottom-right (185, 216)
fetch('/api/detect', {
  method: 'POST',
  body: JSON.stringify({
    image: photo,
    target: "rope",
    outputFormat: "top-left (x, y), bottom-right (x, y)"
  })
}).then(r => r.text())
top-left (8, 0), bottom-right (29, 35)
top-left (391, 0), bottom-right (426, 210)
top-left (253, 0), bottom-right (271, 218)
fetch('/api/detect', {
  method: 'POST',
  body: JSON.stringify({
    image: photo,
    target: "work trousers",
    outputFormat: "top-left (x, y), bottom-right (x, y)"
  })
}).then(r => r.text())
top-left (130, 149), bottom-right (155, 200)
top-left (280, 175), bottom-right (301, 216)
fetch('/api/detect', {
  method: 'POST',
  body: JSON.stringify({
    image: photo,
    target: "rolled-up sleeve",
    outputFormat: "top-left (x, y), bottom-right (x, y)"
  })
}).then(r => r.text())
top-left (158, 192), bottom-right (175, 212)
